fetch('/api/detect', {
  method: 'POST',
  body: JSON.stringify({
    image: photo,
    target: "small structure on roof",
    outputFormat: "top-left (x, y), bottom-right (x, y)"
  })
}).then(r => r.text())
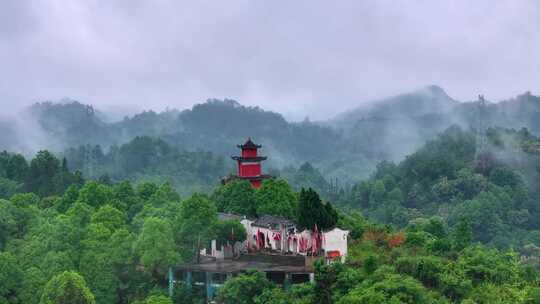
top-left (223, 138), bottom-right (272, 188)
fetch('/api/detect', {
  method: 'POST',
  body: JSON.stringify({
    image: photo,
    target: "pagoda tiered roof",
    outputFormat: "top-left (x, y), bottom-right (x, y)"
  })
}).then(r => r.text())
top-left (237, 138), bottom-right (261, 149)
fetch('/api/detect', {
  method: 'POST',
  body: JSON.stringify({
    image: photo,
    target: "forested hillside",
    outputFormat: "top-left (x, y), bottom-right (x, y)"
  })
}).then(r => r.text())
top-left (332, 126), bottom-right (540, 257)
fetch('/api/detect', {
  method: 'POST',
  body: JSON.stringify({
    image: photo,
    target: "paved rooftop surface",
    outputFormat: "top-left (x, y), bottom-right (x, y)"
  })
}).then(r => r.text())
top-left (177, 254), bottom-right (314, 274)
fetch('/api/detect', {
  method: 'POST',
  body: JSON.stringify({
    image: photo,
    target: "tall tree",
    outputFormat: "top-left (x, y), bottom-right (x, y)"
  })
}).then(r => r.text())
top-left (174, 194), bottom-right (218, 261)
top-left (255, 179), bottom-right (297, 219)
top-left (212, 180), bottom-right (257, 217)
top-left (453, 218), bottom-right (473, 250)
top-left (297, 188), bottom-right (338, 230)
top-left (0, 252), bottom-right (23, 304)
top-left (40, 271), bottom-right (95, 304)
top-left (26, 150), bottom-right (60, 197)
top-left (134, 217), bottom-right (179, 279)
top-left (216, 270), bottom-right (274, 304)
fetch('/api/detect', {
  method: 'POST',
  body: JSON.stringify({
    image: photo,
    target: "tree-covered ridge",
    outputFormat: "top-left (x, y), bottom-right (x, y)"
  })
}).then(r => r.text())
top-left (7, 87), bottom-right (540, 184)
top-left (63, 136), bottom-right (230, 196)
top-left (336, 126), bottom-right (540, 270)
top-left (0, 150), bottom-right (83, 198)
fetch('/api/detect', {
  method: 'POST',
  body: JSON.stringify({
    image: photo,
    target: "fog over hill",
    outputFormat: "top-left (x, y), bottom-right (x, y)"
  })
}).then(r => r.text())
top-left (2, 86), bottom-right (540, 186)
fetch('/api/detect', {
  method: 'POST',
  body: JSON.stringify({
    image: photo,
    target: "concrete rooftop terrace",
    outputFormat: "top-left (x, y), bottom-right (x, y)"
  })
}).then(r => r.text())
top-left (176, 253), bottom-right (316, 274)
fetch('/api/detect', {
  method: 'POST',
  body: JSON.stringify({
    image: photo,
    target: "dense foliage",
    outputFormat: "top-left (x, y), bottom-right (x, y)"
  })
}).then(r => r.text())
top-left (332, 126), bottom-right (540, 269)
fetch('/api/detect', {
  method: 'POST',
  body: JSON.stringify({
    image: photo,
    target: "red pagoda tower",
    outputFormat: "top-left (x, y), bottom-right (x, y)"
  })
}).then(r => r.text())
top-left (230, 138), bottom-right (271, 188)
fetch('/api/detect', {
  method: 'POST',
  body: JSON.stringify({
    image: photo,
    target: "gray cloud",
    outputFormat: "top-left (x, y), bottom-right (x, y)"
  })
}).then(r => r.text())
top-left (1, 0), bottom-right (539, 120)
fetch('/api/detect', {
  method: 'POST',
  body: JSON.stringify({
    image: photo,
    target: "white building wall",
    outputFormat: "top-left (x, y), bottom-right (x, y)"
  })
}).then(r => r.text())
top-left (322, 228), bottom-right (349, 262)
top-left (202, 218), bottom-right (349, 261)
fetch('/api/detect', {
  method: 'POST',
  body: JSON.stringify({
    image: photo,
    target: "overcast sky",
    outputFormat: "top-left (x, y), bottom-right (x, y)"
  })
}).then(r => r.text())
top-left (1, 1), bottom-right (539, 120)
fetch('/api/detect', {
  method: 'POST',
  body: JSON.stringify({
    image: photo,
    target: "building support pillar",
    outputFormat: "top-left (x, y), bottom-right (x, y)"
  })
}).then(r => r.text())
top-left (184, 271), bottom-right (192, 289)
top-left (284, 273), bottom-right (292, 290)
top-left (309, 273), bottom-right (315, 283)
top-left (168, 267), bottom-right (174, 297)
top-left (206, 272), bottom-right (214, 302)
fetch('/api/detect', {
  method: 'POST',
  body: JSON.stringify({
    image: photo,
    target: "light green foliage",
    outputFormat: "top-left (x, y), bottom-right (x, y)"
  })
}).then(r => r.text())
top-left (526, 287), bottom-right (540, 304)
top-left (212, 179), bottom-right (257, 217)
top-left (0, 199), bottom-right (17, 249)
top-left (174, 193), bottom-right (218, 261)
top-left (452, 219), bottom-right (472, 250)
top-left (19, 267), bottom-right (47, 304)
top-left (77, 181), bottom-right (113, 208)
top-left (0, 252), bottom-right (23, 303)
top-left (215, 219), bottom-right (247, 245)
top-left (40, 271), bottom-right (95, 304)
top-left (337, 211), bottom-right (367, 239)
top-left (144, 295), bottom-right (172, 304)
top-left (216, 270), bottom-right (274, 304)
top-left (465, 283), bottom-right (526, 304)
top-left (255, 179), bottom-right (297, 219)
top-left (91, 205), bottom-right (126, 231)
top-left (135, 217), bottom-right (179, 277)
top-left (253, 288), bottom-right (290, 304)
top-left (336, 273), bottom-right (439, 304)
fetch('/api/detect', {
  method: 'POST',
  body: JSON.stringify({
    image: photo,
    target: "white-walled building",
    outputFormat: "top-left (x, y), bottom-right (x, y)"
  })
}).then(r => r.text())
top-left (203, 213), bottom-right (349, 263)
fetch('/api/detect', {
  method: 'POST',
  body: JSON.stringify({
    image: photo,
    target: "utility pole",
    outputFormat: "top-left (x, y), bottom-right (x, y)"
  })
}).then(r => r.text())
top-left (474, 95), bottom-right (488, 162)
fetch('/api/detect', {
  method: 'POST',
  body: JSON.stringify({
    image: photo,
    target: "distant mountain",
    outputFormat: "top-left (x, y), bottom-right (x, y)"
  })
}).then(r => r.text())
top-left (330, 85), bottom-right (459, 131)
top-left (4, 87), bottom-right (540, 186)
top-left (329, 86), bottom-right (540, 163)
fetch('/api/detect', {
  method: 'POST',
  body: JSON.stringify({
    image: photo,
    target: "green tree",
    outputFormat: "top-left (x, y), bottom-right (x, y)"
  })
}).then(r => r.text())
top-left (145, 295), bottom-right (172, 304)
top-left (26, 150), bottom-right (61, 197)
top-left (174, 194), bottom-right (218, 261)
top-left (134, 217), bottom-right (179, 278)
top-left (5, 153), bottom-right (29, 182)
top-left (77, 181), bottom-right (113, 208)
top-left (215, 219), bottom-right (247, 245)
top-left (0, 252), bottom-right (23, 304)
top-left (79, 224), bottom-right (118, 304)
top-left (212, 180), bottom-right (257, 217)
top-left (0, 199), bottom-right (17, 250)
top-left (297, 188), bottom-right (337, 230)
top-left (453, 218), bottom-right (472, 250)
top-left (0, 177), bottom-right (20, 199)
top-left (255, 179), bottom-right (297, 219)
top-left (40, 271), bottom-right (95, 304)
top-left (19, 267), bottom-right (47, 304)
top-left (216, 270), bottom-right (274, 304)
top-left (91, 205), bottom-right (126, 231)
